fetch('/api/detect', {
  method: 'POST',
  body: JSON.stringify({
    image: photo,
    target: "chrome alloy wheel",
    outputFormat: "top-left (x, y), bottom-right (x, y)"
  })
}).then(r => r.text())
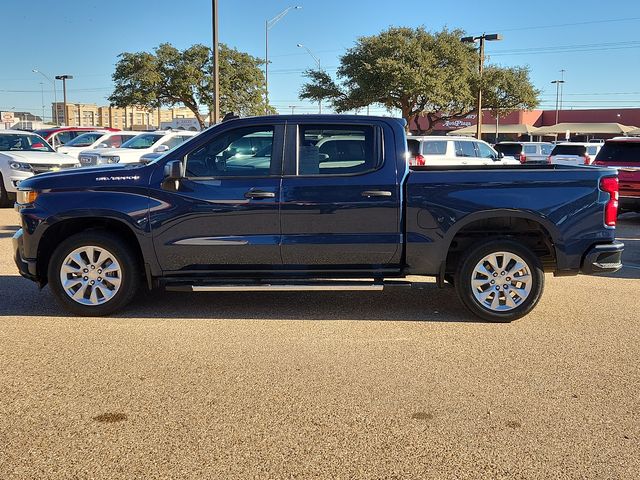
top-left (470, 251), bottom-right (532, 312)
top-left (59, 246), bottom-right (122, 306)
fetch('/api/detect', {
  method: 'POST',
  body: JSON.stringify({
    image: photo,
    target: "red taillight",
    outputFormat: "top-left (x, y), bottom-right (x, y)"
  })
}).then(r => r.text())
top-left (546, 155), bottom-right (552, 165)
top-left (584, 154), bottom-right (591, 165)
top-left (519, 153), bottom-right (526, 164)
top-left (600, 176), bottom-right (619, 227)
top-left (414, 154), bottom-right (426, 166)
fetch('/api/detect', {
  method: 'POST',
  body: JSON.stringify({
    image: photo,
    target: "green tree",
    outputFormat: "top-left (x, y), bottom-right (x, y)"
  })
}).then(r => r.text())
top-left (482, 66), bottom-right (540, 119)
top-left (110, 43), bottom-right (273, 129)
top-left (300, 26), bottom-right (539, 132)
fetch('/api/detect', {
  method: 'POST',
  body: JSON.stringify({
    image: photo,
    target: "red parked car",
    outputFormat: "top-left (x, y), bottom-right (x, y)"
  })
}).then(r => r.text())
top-left (594, 137), bottom-right (640, 212)
top-left (33, 127), bottom-right (119, 149)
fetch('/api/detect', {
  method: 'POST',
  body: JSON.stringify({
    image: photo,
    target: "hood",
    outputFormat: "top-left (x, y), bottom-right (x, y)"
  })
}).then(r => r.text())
top-left (57, 145), bottom-right (87, 154)
top-left (0, 150), bottom-right (77, 165)
top-left (18, 163), bottom-right (151, 191)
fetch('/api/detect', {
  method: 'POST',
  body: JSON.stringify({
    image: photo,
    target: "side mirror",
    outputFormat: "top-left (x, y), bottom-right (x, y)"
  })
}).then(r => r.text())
top-left (164, 160), bottom-right (184, 180)
top-left (96, 143), bottom-right (108, 149)
top-left (155, 144), bottom-right (170, 153)
top-left (496, 151), bottom-right (504, 159)
top-left (32, 142), bottom-right (47, 150)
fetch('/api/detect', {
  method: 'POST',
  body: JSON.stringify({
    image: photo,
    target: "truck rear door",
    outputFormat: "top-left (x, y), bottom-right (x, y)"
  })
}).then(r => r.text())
top-left (279, 121), bottom-right (402, 268)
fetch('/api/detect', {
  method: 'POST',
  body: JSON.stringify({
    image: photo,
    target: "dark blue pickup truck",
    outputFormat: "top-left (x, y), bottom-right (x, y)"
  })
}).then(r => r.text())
top-left (13, 115), bottom-right (623, 322)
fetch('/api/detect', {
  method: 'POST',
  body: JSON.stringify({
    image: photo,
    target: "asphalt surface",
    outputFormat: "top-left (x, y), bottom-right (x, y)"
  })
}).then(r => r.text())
top-left (0, 208), bottom-right (639, 479)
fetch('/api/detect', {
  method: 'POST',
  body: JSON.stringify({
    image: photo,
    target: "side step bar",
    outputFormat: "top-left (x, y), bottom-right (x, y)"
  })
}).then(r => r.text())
top-left (164, 280), bottom-right (412, 293)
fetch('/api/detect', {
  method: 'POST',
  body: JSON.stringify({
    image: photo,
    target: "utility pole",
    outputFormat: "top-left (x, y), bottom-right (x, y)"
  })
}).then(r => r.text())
top-left (461, 33), bottom-right (502, 140)
top-left (559, 69), bottom-right (566, 112)
top-left (551, 79), bottom-right (565, 125)
top-left (211, 0), bottom-right (220, 124)
top-left (39, 82), bottom-right (45, 123)
top-left (297, 43), bottom-right (322, 113)
top-left (55, 74), bottom-right (73, 125)
top-left (265, 6), bottom-right (302, 114)
top-left (289, 105), bottom-right (296, 114)
top-left (32, 69), bottom-right (58, 125)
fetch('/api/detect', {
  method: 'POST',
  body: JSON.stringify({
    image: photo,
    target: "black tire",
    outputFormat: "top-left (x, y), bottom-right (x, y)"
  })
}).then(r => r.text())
top-left (454, 239), bottom-right (544, 323)
top-left (0, 173), bottom-right (10, 208)
top-left (48, 231), bottom-right (140, 316)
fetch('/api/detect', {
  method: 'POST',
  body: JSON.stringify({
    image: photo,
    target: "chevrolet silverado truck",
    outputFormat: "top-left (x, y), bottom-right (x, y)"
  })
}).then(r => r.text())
top-left (13, 115), bottom-right (624, 322)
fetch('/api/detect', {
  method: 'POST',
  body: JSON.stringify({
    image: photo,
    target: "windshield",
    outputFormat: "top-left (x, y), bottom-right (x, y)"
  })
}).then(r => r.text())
top-left (64, 132), bottom-right (105, 147)
top-left (121, 133), bottom-right (164, 149)
top-left (0, 133), bottom-right (54, 152)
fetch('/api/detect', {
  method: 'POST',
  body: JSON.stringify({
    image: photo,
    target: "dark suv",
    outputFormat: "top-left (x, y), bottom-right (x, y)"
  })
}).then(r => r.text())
top-left (594, 138), bottom-right (640, 212)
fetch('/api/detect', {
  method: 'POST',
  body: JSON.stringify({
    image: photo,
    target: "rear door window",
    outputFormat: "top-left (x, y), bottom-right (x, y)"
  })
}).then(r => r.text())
top-left (454, 141), bottom-right (477, 158)
top-left (297, 125), bottom-right (379, 175)
top-left (595, 142), bottom-right (640, 163)
top-left (422, 140), bottom-right (447, 155)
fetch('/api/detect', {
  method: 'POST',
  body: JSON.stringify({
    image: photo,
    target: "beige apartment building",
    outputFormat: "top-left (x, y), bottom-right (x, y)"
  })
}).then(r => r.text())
top-left (52, 103), bottom-right (197, 129)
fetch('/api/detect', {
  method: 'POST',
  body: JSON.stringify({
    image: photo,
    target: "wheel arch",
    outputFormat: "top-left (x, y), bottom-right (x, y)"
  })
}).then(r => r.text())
top-left (443, 210), bottom-right (560, 275)
top-left (37, 216), bottom-right (150, 287)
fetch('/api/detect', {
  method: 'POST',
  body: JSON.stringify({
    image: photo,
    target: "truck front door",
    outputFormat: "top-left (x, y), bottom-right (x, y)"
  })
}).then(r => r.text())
top-left (149, 123), bottom-right (284, 273)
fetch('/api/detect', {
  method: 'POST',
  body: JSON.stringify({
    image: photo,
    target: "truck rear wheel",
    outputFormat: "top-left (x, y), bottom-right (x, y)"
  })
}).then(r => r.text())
top-left (454, 239), bottom-right (544, 323)
top-left (48, 231), bottom-right (139, 316)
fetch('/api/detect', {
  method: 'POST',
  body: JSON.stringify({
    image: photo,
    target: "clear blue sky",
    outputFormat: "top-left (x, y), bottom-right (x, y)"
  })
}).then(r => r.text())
top-left (2, 0), bottom-right (640, 120)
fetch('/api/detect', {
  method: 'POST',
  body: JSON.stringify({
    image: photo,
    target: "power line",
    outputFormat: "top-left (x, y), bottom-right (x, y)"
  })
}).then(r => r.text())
top-left (483, 16), bottom-right (640, 34)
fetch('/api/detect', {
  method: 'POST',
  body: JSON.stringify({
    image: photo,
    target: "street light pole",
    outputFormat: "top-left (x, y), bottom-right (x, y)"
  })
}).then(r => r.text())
top-left (551, 79), bottom-right (565, 124)
top-left (297, 43), bottom-right (322, 113)
top-left (211, 0), bottom-right (219, 124)
top-left (32, 69), bottom-right (58, 125)
top-left (265, 6), bottom-right (302, 114)
top-left (55, 75), bottom-right (73, 126)
top-left (461, 33), bottom-right (502, 140)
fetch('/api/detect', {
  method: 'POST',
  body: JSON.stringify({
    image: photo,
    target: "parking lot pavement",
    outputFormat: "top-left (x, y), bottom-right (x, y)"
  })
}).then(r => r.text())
top-left (0, 208), bottom-right (638, 479)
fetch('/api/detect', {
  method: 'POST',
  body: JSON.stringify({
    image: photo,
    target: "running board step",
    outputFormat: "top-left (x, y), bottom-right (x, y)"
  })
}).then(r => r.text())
top-left (165, 280), bottom-right (412, 292)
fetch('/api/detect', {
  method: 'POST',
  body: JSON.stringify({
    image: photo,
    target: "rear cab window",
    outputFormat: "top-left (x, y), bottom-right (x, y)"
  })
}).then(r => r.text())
top-left (523, 145), bottom-right (537, 154)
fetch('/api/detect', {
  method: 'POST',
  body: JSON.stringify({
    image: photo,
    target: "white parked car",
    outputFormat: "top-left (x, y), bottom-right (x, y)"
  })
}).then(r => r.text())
top-left (548, 142), bottom-right (603, 166)
top-left (407, 136), bottom-right (520, 166)
top-left (77, 130), bottom-right (198, 166)
top-left (0, 130), bottom-right (79, 206)
top-left (57, 131), bottom-right (138, 160)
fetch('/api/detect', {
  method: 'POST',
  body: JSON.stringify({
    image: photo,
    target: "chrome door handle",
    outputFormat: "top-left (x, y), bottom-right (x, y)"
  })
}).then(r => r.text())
top-left (244, 190), bottom-right (275, 199)
top-left (361, 190), bottom-right (392, 198)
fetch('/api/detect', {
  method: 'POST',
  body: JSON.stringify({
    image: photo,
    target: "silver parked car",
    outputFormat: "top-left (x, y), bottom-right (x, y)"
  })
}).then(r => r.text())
top-left (494, 142), bottom-right (554, 165)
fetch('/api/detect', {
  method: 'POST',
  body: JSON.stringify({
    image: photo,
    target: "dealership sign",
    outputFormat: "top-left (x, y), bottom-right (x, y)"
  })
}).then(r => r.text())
top-left (2, 111), bottom-right (15, 125)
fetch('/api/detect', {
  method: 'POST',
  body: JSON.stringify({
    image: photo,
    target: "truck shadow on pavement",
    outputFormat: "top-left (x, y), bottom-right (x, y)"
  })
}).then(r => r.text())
top-left (0, 225), bottom-right (19, 239)
top-left (0, 275), bottom-right (480, 323)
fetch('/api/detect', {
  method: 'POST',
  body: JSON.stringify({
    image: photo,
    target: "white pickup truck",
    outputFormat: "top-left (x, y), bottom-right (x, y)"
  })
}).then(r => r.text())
top-left (77, 130), bottom-right (198, 166)
top-left (0, 130), bottom-right (79, 207)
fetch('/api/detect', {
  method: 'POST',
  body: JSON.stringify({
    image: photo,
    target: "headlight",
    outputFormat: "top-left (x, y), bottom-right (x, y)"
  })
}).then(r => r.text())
top-left (16, 190), bottom-right (39, 205)
top-left (9, 162), bottom-right (32, 172)
top-left (99, 156), bottom-right (120, 164)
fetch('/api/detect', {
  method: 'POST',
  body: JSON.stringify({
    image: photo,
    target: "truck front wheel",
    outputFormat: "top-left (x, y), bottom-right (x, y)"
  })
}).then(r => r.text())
top-left (48, 231), bottom-right (139, 316)
top-left (454, 240), bottom-right (544, 323)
